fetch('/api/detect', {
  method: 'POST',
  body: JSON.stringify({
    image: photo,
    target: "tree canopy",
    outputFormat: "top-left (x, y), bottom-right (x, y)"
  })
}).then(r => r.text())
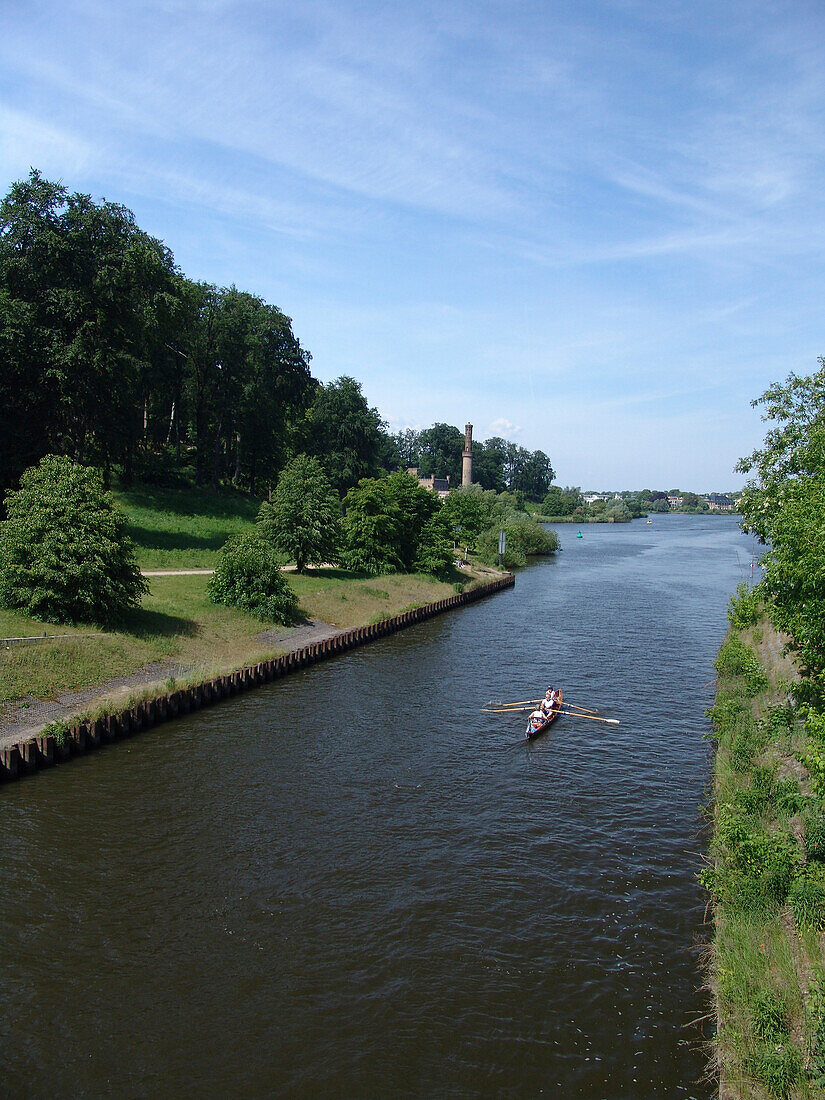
top-left (0, 454), bottom-right (146, 625)
top-left (737, 359), bottom-right (825, 699)
top-left (258, 454), bottom-right (341, 572)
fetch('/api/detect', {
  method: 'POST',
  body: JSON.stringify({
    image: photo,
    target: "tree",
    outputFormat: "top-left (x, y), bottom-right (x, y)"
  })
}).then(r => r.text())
top-left (471, 440), bottom-right (506, 492)
top-left (391, 428), bottom-right (420, 467)
top-left (340, 471), bottom-right (453, 577)
top-left (737, 360), bottom-right (825, 699)
top-left (517, 449), bottom-right (554, 500)
top-left (0, 170), bottom-right (178, 492)
top-left (418, 423), bottom-right (463, 485)
top-left (257, 454), bottom-right (341, 572)
top-left (306, 376), bottom-right (387, 494)
top-left (542, 485), bottom-right (581, 517)
top-left (207, 533), bottom-right (297, 623)
top-left (441, 487), bottom-right (487, 543)
top-left (0, 455), bottom-right (146, 624)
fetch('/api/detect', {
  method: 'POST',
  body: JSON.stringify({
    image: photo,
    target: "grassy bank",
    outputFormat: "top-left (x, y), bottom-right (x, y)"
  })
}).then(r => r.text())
top-left (115, 484), bottom-right (261, 569)
top-left (703, 611), bottom-right (825, 1097)
top-left (0, 482), bottom-right (505, 725)
top-left (0, 569), bottom-right (477, 705)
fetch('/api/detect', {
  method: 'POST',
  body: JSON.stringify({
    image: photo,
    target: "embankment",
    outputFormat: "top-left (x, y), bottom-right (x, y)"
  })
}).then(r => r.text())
top-left (703, 617), bottom-right (825, 1097)
top-left (0, 572), bottom-right (514, 785)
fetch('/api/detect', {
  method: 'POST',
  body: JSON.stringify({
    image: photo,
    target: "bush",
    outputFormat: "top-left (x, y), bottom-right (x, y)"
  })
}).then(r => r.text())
top-left (714, 636), bottom-right (769, 695)
top-left (804, 809), bottom-right (825, 861)
top-left (747, 1043), bottom-right (802, 1097)
top-left (728, 581), bottom-right (762, 629)
top-left (701, 805), bottom-right (798, 912)
top-left (788, 869), bottom-right (825, 931)
top-left (207, 534), bottom-right (298, 623)
top-left (750, 989), bottom-right (789, 1042)
top-left (0, 454), bottom-right (147, 626)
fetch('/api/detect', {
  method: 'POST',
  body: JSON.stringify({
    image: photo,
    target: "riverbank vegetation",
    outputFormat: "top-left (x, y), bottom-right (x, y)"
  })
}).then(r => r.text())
top-left (534, 486), bottom-right (736, 523)
top-left (703, 359), bottom-right (825, 1096)
top-left (0, 568), bottom-right (483, 707)
top-left (0, 172), bottom-right (556, 507)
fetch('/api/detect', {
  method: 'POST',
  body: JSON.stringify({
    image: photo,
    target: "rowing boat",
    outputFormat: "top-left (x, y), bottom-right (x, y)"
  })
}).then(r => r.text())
top-left (525, 689), bottom-right (563, 740)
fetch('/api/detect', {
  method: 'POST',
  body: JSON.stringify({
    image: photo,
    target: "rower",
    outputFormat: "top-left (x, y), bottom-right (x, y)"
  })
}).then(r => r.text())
top-left (527, 709), bottom-right (544, 733)
top-left (540, 689), bottom-right (557, 717)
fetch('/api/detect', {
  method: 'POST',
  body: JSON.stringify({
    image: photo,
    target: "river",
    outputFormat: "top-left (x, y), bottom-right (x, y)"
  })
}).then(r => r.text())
top-left (0, 514), bottom-right (757, 1098)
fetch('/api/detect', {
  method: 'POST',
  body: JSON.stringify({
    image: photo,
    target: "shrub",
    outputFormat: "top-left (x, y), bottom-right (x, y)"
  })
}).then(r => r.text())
top-left (750, 989), bottom-right (789, 1042)
top-left (0, 454), bottom-right (147, 626)
top-left (728, 581), bottom-right (762, 629)
top-left (714, 636), bottom-right (769, 695)
top-left (207, 534), bottom-right (298, 623)
top-left (703, 806), bottom-right (798, 912)
top-left (788, 869), bottom-right (825, 931)
top-left (804, 809), bottom-right (825, 861)
top-left (747, 1043), bottom-right (802, 1097)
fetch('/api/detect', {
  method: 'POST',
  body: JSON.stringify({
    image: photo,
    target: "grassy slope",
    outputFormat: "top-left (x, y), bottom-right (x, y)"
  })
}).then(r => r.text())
top-left (115, 484), bottom-right (262, 569)
top-left (0, 486), bottom-right (479, 704)
top-left (706, 619), bottom-right (825, 1098)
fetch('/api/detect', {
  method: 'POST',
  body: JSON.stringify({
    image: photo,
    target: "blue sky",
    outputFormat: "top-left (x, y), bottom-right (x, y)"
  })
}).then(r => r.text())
top-left (2, 0), bottom-right (825, 490)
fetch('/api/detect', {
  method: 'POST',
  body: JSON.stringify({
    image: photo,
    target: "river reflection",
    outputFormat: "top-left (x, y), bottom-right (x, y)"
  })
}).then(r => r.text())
top-left (0, 514), bottom-right (756, 1097)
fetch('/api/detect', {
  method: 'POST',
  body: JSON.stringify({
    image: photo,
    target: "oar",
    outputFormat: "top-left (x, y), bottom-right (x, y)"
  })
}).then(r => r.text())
top-left (487, 697), bottom-right (541, 708)
top-left (562, 702), bottom-right (605, 716)
top-left (559, 707), bottom-right (619, 725)
top-left (482, 706), bottom-right (535, 714)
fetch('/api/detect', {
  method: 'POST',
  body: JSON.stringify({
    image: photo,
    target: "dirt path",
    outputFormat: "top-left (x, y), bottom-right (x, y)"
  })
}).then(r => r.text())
top-left (0, 617), bottom-right (341, 750)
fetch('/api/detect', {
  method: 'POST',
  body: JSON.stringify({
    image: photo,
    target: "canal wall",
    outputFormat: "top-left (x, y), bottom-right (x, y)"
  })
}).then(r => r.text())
top-left (0, 572), bottom-right (514, 784)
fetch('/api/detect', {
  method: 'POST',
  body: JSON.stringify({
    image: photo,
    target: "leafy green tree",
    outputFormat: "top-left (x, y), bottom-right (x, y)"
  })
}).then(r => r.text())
top-left (737, 360), bottom-right (825, 700)
top-left (471, 440), bottom-right (506, 492)
top-left (207, 533), bottom-right (298, 622)
top-left (306, 376), bottom-right (387, 494)
top-left (0, 455), bottom-right (147, 624)
top-left (339, 479), bottom-right (402, 574)
top-left (517, 449), bottom-right (554, 499)
top-left (603, 499), bottom-right (632, 522)
top-left (391, 428), bottom-right (420, 467)
top-left (341, 471), bottom-right (453, 577)
top-left (441, 487), bottom-right (487, 543)
top-left (543, 485), bottom-right (582, 517)
top-left (0, 170), bottom-right (178, 492)
top-left (418, 423), bottom-right (464, 485)
top-left (257, 454), bottom-right (340, 572)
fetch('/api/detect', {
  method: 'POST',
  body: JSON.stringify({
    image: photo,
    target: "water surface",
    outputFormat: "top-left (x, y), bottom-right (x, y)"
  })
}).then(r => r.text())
top-left (0, 514), bottom-right (757, 1097)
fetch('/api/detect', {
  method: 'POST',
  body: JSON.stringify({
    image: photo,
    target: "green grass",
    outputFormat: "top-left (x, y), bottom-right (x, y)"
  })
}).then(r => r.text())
top-left (0, 482), bottom-right (497, 713)
top-left (115, 484), bottom-right (261, 569)
top-left (0, 568), bottom-right (473, 705)
top-left (704, 617), bottom-right (825, 1097)
top-left (288, 568), bottom-right (460, 629)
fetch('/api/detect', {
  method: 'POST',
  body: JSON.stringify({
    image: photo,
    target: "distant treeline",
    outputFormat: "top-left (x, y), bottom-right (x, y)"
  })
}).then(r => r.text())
top-left (0, 170), bottom-right (554, 502)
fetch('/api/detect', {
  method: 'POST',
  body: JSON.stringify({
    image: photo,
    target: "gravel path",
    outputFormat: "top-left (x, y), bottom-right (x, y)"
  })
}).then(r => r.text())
top-left (0, 617), bottom-right (341, 750)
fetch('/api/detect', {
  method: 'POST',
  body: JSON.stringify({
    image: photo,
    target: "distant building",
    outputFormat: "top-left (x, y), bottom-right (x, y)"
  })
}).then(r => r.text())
top-left (583, 492), bottom-right (605, 504)
top-left (668, 495), bottom-right (684, 508)
top-left (705, 494), bottom-right (736, 511)
top-left (408, 468), bottom-right (451, 499)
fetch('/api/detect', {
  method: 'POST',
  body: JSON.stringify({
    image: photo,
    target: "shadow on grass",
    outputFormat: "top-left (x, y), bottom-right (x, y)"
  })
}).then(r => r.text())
top-left (118, 484), bottom-right (261, 520)
top-left (121, 606), bottom-right (200, 640)
top-left (294, 566), bottom-right (374, 581)
top-left (126, 524), bottom-right (230, 553)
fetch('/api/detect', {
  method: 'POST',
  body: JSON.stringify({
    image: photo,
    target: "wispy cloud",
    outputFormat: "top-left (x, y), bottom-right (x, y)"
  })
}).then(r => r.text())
top-left (2, 0), bottom-right (825, 486)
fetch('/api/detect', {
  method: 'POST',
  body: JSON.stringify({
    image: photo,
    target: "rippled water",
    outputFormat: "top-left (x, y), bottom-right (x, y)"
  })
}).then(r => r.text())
top-left (0, 514), bottom-right (757, 1097)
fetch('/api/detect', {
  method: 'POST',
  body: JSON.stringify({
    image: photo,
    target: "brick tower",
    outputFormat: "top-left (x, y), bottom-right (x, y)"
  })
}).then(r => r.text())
top-left (462, 423), bottom-right (473, 486)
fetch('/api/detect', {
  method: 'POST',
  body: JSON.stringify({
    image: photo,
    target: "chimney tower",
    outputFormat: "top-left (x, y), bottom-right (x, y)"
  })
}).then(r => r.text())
top-left (462, 423), bottom-right (473, 486)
